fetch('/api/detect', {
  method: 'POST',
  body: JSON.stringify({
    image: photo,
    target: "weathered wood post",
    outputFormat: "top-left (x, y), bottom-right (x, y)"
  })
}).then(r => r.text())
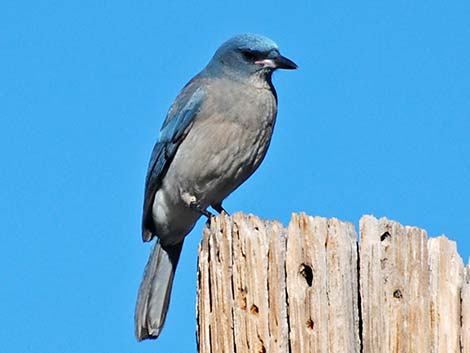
top-left (196, 213), bottom-right (469, 353)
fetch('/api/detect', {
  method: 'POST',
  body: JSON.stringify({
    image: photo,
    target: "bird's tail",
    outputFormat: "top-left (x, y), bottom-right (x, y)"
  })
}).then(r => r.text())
top-left (135, 240), bottom-right (183, 341)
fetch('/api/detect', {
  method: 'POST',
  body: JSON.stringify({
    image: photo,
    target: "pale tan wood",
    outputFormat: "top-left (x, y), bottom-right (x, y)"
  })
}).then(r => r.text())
top-left (231, 213), bottom-right (288, 353)
top-left (359, 215), bottom-right (431, 353)
top-left (285, 214), bottom-right (360, 353)
top-left (265, 218), bottom-right (289, 352)
top-left (286, 214), bottom-right (328, 353)
top-left (197, 213), bottom-right (288, 353)
top-left (324, 218), bottom-right (361, 353)
top-left (197, 213), bottom-right (235, 353)
top-left (462, 264), bottom-right (470, 353)
top-left (197, 213), bottom-right (467, 353)
top-left (428, 236), bottom-right (464, 353)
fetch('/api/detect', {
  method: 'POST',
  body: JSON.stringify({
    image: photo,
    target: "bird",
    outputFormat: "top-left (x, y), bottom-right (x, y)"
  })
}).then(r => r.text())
top-left (135, 33), bottom-right (297, 341)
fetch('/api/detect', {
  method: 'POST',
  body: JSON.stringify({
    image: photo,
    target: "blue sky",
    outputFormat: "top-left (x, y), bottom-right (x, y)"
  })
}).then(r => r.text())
top-left (1, 1), bottom-right (469, 352)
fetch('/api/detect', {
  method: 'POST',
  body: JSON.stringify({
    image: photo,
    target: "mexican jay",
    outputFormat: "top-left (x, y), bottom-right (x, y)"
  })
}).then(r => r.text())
top-left (135, 33), bottom-right (297, 340)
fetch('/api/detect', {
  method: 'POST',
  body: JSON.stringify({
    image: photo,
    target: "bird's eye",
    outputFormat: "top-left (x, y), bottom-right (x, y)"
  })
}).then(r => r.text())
top-left (240, 50), bottom-right (262, 61)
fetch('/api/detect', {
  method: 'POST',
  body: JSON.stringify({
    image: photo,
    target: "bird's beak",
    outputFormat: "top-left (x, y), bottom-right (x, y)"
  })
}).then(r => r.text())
top-left (272, 54), bottom-right (298, 70)
top-left (255, 55), bottom-right (298, 70)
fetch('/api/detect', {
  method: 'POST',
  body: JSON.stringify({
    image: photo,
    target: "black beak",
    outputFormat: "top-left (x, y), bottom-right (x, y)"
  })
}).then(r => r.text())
top-left (273, 54), bottom-right (298, 70)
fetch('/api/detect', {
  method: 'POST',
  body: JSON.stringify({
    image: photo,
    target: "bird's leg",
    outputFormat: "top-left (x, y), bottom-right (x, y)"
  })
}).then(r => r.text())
top-left (182, 192), bottom-right (214, 219)
top-left (212, 202), bottom-right (230, 215)
top-left (189, 201), bottom-right (214, 218)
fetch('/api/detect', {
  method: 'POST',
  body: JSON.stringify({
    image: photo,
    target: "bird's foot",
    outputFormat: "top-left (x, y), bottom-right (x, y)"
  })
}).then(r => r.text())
top-left (182, 192), bottom-right (214, 219)
top-left (212, 202), bottom-right (230, 216)
top-left (189, 201), bottom-right (214, 219)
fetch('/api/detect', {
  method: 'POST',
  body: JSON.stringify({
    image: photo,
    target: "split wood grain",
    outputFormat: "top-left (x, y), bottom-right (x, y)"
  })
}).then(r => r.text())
top-left (197, 213), bottom-right (288, 353)
top-left (428, 236), bottom-right (464, 353)
top-left (197, 213), bottom-right (235, 353)
top-left (462, 264), bottom-right (470, 353)
top-left (286, 214), bottom-right (360, 353)
top-left (359, 215), bottom-right (431, 353)
top-left (197, 213), bottom-right (468, 353)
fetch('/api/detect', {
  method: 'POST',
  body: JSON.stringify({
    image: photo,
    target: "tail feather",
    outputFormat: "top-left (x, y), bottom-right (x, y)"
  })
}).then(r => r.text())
top-left (135, 240), bottom-right (183, 340)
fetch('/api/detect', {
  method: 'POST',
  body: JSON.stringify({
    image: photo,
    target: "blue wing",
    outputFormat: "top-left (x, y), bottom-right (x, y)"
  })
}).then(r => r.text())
top-left (142, 80), bottom-right (206, 241)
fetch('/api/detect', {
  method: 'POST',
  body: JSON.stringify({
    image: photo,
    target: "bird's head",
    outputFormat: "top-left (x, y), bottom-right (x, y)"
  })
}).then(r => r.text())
top-left (206, 34), bottom-right (297, 82)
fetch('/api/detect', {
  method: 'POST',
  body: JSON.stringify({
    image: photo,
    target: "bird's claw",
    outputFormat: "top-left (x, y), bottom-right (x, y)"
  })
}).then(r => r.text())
top-left (212, 202), bottom-right (230, 216)
top-left (189, 201), bottom-right (214, 219)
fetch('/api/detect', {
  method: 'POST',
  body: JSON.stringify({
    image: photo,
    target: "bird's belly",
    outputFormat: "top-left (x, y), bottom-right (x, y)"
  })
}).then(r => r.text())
top-left (152, 119), bottom-right (270, 245)
top-left (152, 86), bottom-right (276, 243)
top-left (176, 116), bottom-right (272, 205)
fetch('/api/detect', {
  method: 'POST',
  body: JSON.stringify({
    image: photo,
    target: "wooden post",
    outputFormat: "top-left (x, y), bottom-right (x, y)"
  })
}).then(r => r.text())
top-left (359, 216), bottom-right (431, 352)
top-left (462, 264), bottom-right (470, 353)
top-left (196, 213), bottom-right (468, 353)
top-left (286, 215), bottom-right (360, 353)
top-left (428, 236), bottom-right (464, 353)
top-left (197, 213), bottom-right (288, 353)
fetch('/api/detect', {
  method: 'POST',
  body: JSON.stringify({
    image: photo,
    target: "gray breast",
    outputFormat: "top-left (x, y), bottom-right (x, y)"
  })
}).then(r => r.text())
top-left (170, 78), bottom-right (277, 207)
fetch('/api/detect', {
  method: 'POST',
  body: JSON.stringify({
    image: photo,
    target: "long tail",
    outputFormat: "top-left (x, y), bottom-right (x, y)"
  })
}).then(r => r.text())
top-left (135, 240), bottom-right (183, 340)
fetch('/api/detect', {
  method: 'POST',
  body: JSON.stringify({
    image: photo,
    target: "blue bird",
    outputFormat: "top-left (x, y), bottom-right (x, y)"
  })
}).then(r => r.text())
top-left (135, 34), bottom-right (297, 340)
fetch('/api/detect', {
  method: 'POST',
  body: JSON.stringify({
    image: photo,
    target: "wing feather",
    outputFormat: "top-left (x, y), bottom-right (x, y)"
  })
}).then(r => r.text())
top-left (141, 81), bottom-right (206, 241)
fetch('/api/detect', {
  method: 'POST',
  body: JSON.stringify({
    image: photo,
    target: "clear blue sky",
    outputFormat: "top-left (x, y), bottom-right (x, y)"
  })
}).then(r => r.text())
top-left (1, 1), bottom-right (469, 352)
